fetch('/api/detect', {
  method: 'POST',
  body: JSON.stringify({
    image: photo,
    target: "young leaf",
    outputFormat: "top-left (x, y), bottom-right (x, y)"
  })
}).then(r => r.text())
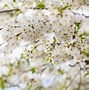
top-left (81, 46), bottom-right (89, 57)
top-left (57, 68), bottom-right (64, 74)
top-left (31, 68), bottom-right (36, 73)
top-left (36, 2), bottom-right (45, 9)
top-left (85, 71), bottom-right (89, 77)
top-left (46, 53), bottom-right (52, 62)
top-left (54, 5), bottom-right (70, 14)
top-left (0, 76), bottom-right (6, 90)
top-left (74, 22), bottom-right (81, 33)
top-left (59, 83), bottom-right (66, 90)
top-left (72, 87), bottom-right (79, 90)
top-left (13, 0), bottom-right (16, 2)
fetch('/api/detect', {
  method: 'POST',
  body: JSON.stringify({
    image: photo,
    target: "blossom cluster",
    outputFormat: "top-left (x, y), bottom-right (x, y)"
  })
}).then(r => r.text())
top-left (0, 0), bottom-right (89, 90)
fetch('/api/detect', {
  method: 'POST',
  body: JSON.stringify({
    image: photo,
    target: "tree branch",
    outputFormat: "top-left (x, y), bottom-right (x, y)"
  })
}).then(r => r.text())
top-left (0, 9), bottom-right (20, 13)
top-left (65, 70), bottom-right (80, 90)
top-left (70, 10), bottom-right (89, 18)
top-left (78, 64), bottom-right (82, 90)
top-left (0, 7), bottom-right (48, 14)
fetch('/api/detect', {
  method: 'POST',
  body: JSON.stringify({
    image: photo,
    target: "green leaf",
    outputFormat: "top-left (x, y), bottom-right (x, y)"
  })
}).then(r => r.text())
top-left (62, 5), bottom-right (70, 10)
top-left (81, 46), bottom-right (89, 57)
top-left (36, 2), bottom-right (45, 9)
top-left (30, 68), bottom-right (36, 73)
top-left (35, 86), bottom-right (43, 90)
top-left (26, 83), bottom-right (32, 90)
top-left (46, 53), bottom-right (52, 62)
top-left (20, 53), bottom-right (24, 59)
top-left (0, 76), bottom-right (6, 90)
top-left (85, 71), bottom-right (89, 77)
top-left (79, 32), bottom-right (89, 38)
top-left (57, 69), bottom-right (64, 74)
top-left (78, 32), bottom-right (89, 42)
top-left (59, 83), bottom-right (66, 90)
top-left (3, 4), bottom-right (8, 8)
top-left (14, 10), bottom-right (20, 16)
top-left (13, 0), bottom-right (16, 2)
top-left (50, 37), bottom-right (57, 49)
top-left (75, 22), bottom-right (81, 29)
top-left (54, 5), bottom-right (70, 14)
top-left (8, 68), bottom-right (13, 76)
top-left (62, 0), bottom-right (65, 3)
top-left (66, 76), bottom-right (71, 80)
top-left (72, 87), bottom-right (79, 90)
top-left (74, 22), bottom-right (81, 33)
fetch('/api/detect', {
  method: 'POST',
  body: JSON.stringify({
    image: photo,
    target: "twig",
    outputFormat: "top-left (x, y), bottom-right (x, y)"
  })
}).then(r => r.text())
top-left (69, 60), bottom-right (88, 72)
top-left (65, 70), bottom-right (80, 90)
top-left (83, 0), bottom-right (89, 6)
top-left (81, 61), bottom-right (87, 72)
top-left (70, 10), bottom-right (89, 18)
top-left (0, 9), bottom-right (20, 13)
top-left (31, 43), bottom-right (43, 53)
top-left (0, 32), bottom-right (22, 46)
top-left (78, 64), bottom-right (82, 90)
top-left (0, 7), bottom-right (48, 14)
top-left (0, 28), bottom-right (3, 30)
top-left (69, 62), bottom-right (79, 67)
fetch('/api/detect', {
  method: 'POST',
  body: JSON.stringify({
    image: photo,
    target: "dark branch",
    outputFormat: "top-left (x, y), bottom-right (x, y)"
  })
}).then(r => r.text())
top-left (69, 62), bottom-right (79, 67)
top-left (0, 9), bottom-right (20, 13)
top-left (65, 70), bottom-right (80, 90)
top-left (0, 7), bottom-right (48, 14)
top-left (78, 64), bottom-right (82, 90)
top-left (70, 10), bottom-right (89, 18)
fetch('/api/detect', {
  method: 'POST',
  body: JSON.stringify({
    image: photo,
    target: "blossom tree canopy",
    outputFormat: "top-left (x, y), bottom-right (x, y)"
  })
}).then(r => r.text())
top-left (0, 0), bottom-right (89, 90)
